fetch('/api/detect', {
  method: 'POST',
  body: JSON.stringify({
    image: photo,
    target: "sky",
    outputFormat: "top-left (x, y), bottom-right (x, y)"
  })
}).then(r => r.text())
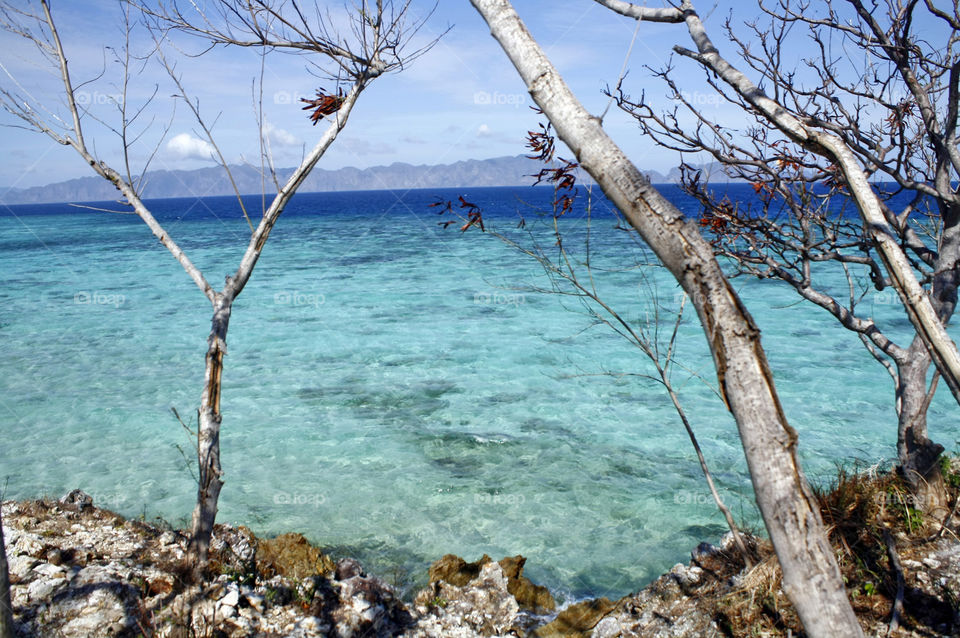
top-left (0, 1), bottom-right (772, 190)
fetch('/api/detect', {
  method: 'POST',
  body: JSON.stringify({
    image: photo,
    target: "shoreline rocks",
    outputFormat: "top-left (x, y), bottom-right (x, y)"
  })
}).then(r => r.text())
top-left (3, 491), bottom-right (959, 637)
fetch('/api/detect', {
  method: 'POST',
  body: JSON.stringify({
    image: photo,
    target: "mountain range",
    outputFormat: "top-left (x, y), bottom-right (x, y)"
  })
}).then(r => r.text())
top-left (0, 155), bottom-right (736, 205)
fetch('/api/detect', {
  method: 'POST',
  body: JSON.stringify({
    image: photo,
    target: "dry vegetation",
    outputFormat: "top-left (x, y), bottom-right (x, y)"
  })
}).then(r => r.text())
top-left (687, 459), bottom-right (960, 637)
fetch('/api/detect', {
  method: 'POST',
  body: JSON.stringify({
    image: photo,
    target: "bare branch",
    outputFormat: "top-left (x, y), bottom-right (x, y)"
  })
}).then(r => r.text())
top-left (591, 0), bottom-right (684, 22)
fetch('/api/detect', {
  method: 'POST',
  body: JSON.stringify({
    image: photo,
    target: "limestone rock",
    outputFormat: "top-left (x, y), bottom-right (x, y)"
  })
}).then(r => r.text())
top-left (409, 562), bottom-right (520, 637)
top-left (58, 489), bottom-right (93, 511)
top-left (336, 556), bottom-right (365, 581)
top-left (210, 523), bottom-right (256, 576)
top-left (579, 566), bottom-right (723, 638)
top-left (331, 570), bottom-right (412, 637)
top-left (427, 553), bottom-right (554, 613)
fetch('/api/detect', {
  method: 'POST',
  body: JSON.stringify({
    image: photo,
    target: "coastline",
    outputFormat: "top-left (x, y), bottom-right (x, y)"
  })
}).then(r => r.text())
top-left (4, 479), bottom-right (960, 637)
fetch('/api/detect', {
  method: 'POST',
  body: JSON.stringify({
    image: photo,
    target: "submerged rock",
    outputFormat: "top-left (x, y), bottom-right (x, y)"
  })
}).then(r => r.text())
top-left (256, 531), bottom-right (336, 580)
top-left (532, 598), bottom-right (616, 638)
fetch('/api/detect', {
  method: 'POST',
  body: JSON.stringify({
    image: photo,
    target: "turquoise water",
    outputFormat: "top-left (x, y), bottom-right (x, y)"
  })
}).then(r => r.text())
top-left (1, 185), bottom-right (956, 601)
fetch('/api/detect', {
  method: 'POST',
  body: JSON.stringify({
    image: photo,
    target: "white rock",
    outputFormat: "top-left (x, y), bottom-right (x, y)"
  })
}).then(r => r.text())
top-left (27, 577), bottom-right (62, 601)
top-left (297, 616), bottom-right (326, 632)
top-left (8, 554), bottom-right (38, 580)
top-left (220, 586), bottom-right (240, 608)
top-left (593, 616), bottom-right (622, 638)
top-left (670, 563), bottom-right (703, 587)
top-left (14, 533), bottom-right (42, 557)
top-left (245, 592), bottom-right (266, 613)
top-left (33, 562), bottom-right (66, 578)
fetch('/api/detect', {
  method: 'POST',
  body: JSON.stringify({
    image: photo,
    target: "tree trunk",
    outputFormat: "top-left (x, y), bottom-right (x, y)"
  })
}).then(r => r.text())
top-left (188, 296), bottom-right (232, 567)
top-left (897, 339), bottom-right (948, 514)
top-left (468, 2), bottom-right (863, 636)
top-left (0, 505), bottom-right (14, 638)
top-left (896, 195), bottom-right (960, 515)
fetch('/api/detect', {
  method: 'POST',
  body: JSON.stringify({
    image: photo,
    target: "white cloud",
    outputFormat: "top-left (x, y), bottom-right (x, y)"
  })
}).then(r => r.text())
top-left (262, 122), bottom-right (299, 147)
top-left (166, 133), bottom-right (216, 161)
top-left (477, 124), bottom-right (492, 137)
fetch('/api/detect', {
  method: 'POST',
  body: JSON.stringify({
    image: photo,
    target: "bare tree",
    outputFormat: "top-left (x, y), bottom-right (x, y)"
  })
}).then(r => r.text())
top-left (601, 0), bottom-right (960, 512)
top-left (0, 0), bottom-right (436, 567)
top-left (469, 1), bottom-right (863, 635)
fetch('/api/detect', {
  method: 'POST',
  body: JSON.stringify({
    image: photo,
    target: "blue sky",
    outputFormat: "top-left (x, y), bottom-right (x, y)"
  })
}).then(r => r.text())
top-left (0, 1), bottom-right (753, 190)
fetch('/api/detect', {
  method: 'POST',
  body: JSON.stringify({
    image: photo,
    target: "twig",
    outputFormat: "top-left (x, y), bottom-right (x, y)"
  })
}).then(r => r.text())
top-left (883, 529), bottom-right (905, 637)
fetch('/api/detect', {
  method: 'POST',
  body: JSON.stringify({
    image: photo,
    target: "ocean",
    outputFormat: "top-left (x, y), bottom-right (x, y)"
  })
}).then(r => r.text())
top-left (1, 184), bottom-right (955, 601)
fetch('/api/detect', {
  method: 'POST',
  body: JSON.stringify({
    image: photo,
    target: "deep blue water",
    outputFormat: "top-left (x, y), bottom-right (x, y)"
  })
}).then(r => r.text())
top-left (0, 184), bottom-right (955, 601)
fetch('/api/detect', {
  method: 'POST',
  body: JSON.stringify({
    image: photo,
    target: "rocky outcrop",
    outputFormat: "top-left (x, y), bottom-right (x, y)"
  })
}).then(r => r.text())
top-left (425, 554), bottom-right (555, 614)
top-left (2, 497), bottom-right (411, 637)
top-left (4, 490), bottom-right (960, 637)
top-left (409, 561), bottom-right (521, 637)
top-left (1, 496), bottom-right (554, 638)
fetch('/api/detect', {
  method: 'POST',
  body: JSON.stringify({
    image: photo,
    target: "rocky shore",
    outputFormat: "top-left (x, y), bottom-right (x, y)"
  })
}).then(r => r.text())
top-left (3, 485), bottom-right (959, 637)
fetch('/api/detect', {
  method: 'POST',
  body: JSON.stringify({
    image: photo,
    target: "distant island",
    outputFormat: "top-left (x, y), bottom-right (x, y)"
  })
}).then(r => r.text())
top-left (0, 155), bottom-right (739, 205)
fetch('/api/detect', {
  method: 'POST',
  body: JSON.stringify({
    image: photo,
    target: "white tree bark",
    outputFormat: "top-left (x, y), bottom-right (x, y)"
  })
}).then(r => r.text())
top-left (468, 2), bottom-right (863, 636)
top-left (187, 82), bottom-right (365, 564)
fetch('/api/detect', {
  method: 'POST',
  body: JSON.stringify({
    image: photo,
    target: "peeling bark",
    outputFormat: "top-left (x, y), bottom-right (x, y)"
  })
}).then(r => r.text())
top-left (897, 340), bottom-right (948, 514)
top-left (468, 2), bottom-right (863, 636)
top-left (187, 297), bottom-right (232, 565)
